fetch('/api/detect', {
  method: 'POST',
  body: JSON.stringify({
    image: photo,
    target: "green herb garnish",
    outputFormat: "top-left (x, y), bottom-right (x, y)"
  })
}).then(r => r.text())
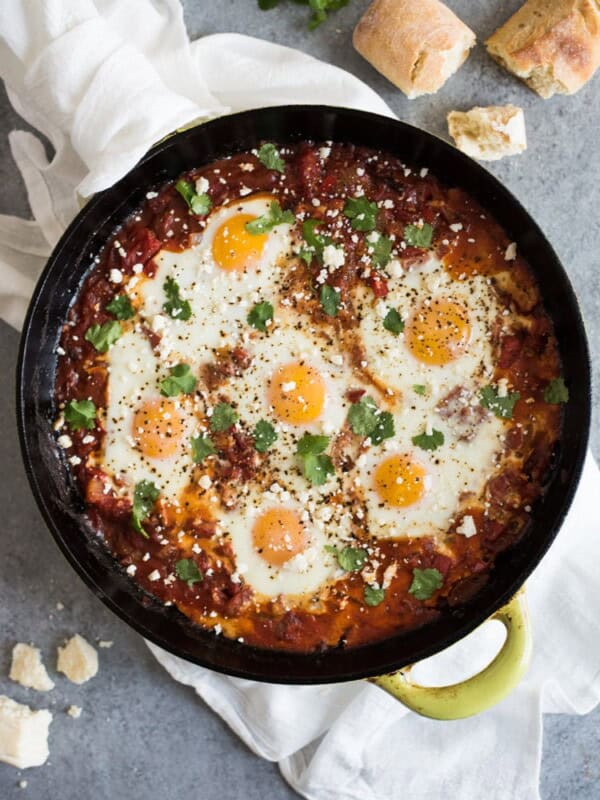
top-left (258, 0), bottom-right (349, 30)
top-left (253, 420), bottom-right (278, 453)
top-left (319, 284), bottom-right (340, 317)
top-left (343, 197), bottom-right (378, 231)
top-left (175, 558), bottom-right (203, 588)
top-left (480, 385), bottom-right (520, 420)
top-left (364, 584), bottom-right (385, 606)
top-left (245, 201), bottom-right (294, 235)
top-left (326, 545), bottom-right (368, 572)
top-left (175, 178), bottom-right (212, 216)
top-left (347, 396), bottom-right (394, 445)
top-left (106, 294), bottom-right (134, 320)
top-left (257, 143), bottom-right (285, 173)
top-left (301, 218), bottom-right (333, 264)
top-left (409, 567), bottom-right (443, 601)
top-left (296, 433), bottom-right (334, 485)
top-left (160, 363), bottom-right (197, 397)
top-left (84, 320), bottom-right (122, 353)
top-left (132, 480), bottom-right (159, 537)
top-left (210, 402), bottom-right (238, 433)
top-left (191, 435), bottom-right (216, 463)
top-left (247, 301), bottom-right (274, 332)
top-left (64, 399), bottom-right (96, 431)
top-left (544, 377), bottom-right (569, 404)
top-left (412, 427), bottom-right (444, 452)
top-left (163, 276), bottom-right (192, 321)
top-left (383, 308), bottom-right (404, 335)
top-left (367, 232), bottom-right (393, 268)
top-left (369, 411), bottom-right (395, 445)
top-left (404, 223), bottom-right (433, 249)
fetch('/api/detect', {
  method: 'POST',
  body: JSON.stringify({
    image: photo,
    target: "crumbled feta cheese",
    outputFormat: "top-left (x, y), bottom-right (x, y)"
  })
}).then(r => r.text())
top-left (456, 515), bottom-right (477, 538)
top-left (98, 641), bottom-right (113, 649)
top-left (151, 314), bottom-right (166, 333)
top-left (449, 222), bottom-right (463, 232)
top-left (57, 434), bottom-right (72, 449)
top-left (56, 635), bottom-right (98, 685)
top-left (198, 475), bottom-right (212, 490)
top-left (67, 705), bottom-right (82, 719)
top-left (0, 696), bottom-right (52, 769)
top-left (420, 167), bottom-right (429, 178)
top-left (319, 146), bottom-right (331, 160)
top-left (505, 242), bottom-right (517, 261)
top-left (109, 268), bottom-right (122, 284)
top-left (148, 570), bottom-right (161, 582)
top-left (9, 644), bottom-right (55, 692)
top-left (497, 378), bottom-right (509, 398)
top-left (68, 455), bottom-right (82, 466)
top-left (146, 191), bottom-right (158, 199)
top-left (322, 244), bottom-right (345, 270)
top-left (195, 177), bottom-right (210, 195)
top-left (132, 262), bottom-right (143, 274)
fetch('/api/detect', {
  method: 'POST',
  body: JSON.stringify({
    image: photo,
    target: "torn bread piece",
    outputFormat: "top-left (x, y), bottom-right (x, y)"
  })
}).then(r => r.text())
top-left (486, 0), bottom-right (600, 98)
top-left (57, 634), bottom-right (98, 685)
top-left (447, 106), bottom-right (527, 161)
top-left (9, 644), bottom-right (55, 692)
top-left (0, 696), bottom-right (52, 769)
top-left (353, 0), bottom-right (476, 98)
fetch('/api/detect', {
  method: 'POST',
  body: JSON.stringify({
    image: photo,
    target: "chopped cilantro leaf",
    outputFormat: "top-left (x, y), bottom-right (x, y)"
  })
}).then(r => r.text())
top-left (347, 395), bottom-right (378, 436)
top-left (296, 433), bottom-right (330, 456)
top-left (257, 143), bottom-right (285, 173)
top-left (368, 232), bottom-right (393, 268)
top-left (163, 276), bottom-right (192, 321)
top-left (412, 428), bottom-right (444, 452)
top-left (296, 433), bottom-right (334, 485)
top-left (247, 301), bottom-right (274, 332)
top-left (369, 411), bottom-right (395, 445)
top-left (210, 402), bottom-right (238, 433)
top-left (175, 179), bottom-right (211, 216)
top-left (404, 223), bottom-right (433, 249)
top-left (383, 308), bottom-right (404, 335)
top-left (480, 385), bottom-right (520, 420)
top-left (106, 294), bottom-right (134, 320)
top-left (326, 544), bottom-right (368, 572)
top-left (544, 377), bottom-right (569, 404)
top-left (253, 420), bottom-right (278, 453)
top-left (343, 197), bottom-right (378, 231)
top-left (413, 384), bottom-right (427, 396)
top-left (245, 201), bottom-right (294, 235)
top-left (319, 284), bottom-right (340, 317)
top-left (364, 584), bottom-right (385, 606)
top-left (64, 399), bottom-right (96, 431)
top-left (175, 558), bottom-right (203, 588)
top-left (84, 320), bottom-right (122, 353)
top-left (409, 567), bottom-right (443, 600)
top-left (191, 435), bottom-right (216, 463)
top-left (132, 480), bottom-right (159, 537)
top-left (258, 0), bottom-right (349, 30)
top-left (301, 218), bottom-right (333, 262)
top-left (160, 363), bottom-right (197, 397)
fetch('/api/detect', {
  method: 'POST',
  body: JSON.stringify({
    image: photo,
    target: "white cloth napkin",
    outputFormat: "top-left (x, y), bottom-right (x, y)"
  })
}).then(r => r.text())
top-left (1, 3), bottom-right (599, 798)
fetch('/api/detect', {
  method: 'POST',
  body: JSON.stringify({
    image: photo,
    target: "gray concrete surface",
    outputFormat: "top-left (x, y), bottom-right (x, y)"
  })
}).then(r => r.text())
top-left (1, 1), bottom-right (599, 798)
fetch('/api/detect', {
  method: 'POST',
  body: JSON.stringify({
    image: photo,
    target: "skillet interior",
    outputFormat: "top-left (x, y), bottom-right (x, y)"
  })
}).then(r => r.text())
top-left (16, 106), bottom-right (591, 683)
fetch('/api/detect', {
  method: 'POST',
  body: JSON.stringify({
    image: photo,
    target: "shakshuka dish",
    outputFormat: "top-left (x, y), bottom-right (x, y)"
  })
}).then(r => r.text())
top-left (54, 141), bottom-right (567, 652)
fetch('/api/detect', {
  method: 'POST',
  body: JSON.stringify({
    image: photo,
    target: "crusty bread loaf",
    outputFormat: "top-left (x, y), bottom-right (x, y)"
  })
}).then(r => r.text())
top-left (447, 106), bottom-right (527, 161)
top-left (486, 0), bottom-right (600, 98)
top-left (353, 0), bottom-right (476, 99)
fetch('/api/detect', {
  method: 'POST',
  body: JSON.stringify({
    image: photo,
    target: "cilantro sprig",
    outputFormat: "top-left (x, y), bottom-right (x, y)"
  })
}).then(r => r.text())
top-left (245, 201), bottom-right (294, 235)
top-left (163, 276), bottom-right (192, 321)
top-left (544, 377), bottom-right (569, 404)
top-left (64, 399), bottom-right (96, 431)
top-left (364, 584), bottom-right (385, 606)
top-left (296, 433), bottom-right (334, 485)
top-left (253, 420), bottom-right (278, 453)
top-left (343, 197), bottom-right (378, 231)
top-left (319, 284), bottom-right (340, 317)
top-left (210, 402), bottom-right (238, 433)
top-left (383, 308), bottom-right (404, 335)
top-left (84, 320), bottom-right (122, 353)
top-left (175, 179), bottom-right (212, 216)
top-left (480, 385), bottom-right (520, 420)
top-left (132, 480), bottom-right (159, 537)
top-left (160, 363), bottom-right (197, 397)
top-left (347, 396), bottom-right (395, 445)
top-left (404, 223), bottom-right (433, 249)
top-left (257, 143), bottom-right (285, 173)
top-left (191, 435), bottom-right (216, 463)
top-left (175, 558), bottom-right (203, 588)
top-left (412, 428), bottom-right (444, 452)
top-left (300, 218), bottom-right (333, 263)
top-left (409, 567), bottom-right (443, 601)
top-left (325, 545), bottom-right (368, 572)
top-left (106, 294), bottom-right (134, 320)
top-left (258, 0), bottom-right (349, 30)
top-left (367, 232), bottom-right (392, 269)
top-left (247, 301), bottom-right (274, 332)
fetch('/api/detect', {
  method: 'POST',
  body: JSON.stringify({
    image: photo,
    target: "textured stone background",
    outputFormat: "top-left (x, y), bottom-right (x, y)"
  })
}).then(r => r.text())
top-left (0, 1), bottom-right (598, 798)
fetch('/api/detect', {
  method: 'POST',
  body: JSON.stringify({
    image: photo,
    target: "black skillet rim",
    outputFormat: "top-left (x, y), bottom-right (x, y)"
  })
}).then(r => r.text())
top-left (16, 105), bottom-right (591, 683)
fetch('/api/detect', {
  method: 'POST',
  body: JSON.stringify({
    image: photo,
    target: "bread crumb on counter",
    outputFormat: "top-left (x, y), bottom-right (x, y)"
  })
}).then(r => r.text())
top-left (353, 0), bottom-right (475, 99)
top-left (0, 695), bottom-right (52, 769)
top-left (486, 0), bottom-right (600, 98)
top-left (57, 635), bottom-right (98, 685)
top-left (447, 106), bottom-right (527, 161)
top-left (9, 644), bottom-right (55, 693)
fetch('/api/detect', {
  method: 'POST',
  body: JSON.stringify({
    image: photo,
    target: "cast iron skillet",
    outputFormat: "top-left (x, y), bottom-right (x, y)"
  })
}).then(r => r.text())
top-left (17, 106), bottom-right (591, 684)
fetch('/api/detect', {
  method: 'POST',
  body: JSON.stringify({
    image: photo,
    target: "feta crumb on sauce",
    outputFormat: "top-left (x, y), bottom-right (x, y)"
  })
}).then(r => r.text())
top-left (148, 570), bottom-right (161, 582)
top-left (323, 244), bottom-right (345, 271)
top-left (505, 242), bottom-right (517, 261)
top-left (456, 515), bottom-right (477, 538)
top-left (109, 268), bottom-right (122, 284)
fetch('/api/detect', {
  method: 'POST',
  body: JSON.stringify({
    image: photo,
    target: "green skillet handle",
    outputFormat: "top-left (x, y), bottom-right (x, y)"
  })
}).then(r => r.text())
top-left (370, 591), bottom-right (532, 720)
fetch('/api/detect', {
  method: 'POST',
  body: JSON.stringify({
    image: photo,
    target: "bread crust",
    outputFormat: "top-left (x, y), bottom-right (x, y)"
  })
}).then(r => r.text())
top-left (447, 106), bottom-right (527, 161)
top-left (486, 0), bottom-right (600, 98)
top-left (353, 0), bottom-right (476, 99)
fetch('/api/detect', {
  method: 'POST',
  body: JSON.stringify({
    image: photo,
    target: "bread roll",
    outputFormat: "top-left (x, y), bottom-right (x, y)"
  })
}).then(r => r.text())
top-left (353, 0), bottom-right (476, 99)
top-left (486, 0), bottom-right (600, 98)
top-left (447, 106), bottom-right (527, 161)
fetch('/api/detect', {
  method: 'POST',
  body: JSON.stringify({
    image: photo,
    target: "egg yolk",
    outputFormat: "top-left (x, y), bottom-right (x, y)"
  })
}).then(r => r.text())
top-left (252, 507), bottom-right (307, 566)
top-left (268, 362), bottom-right (326, 424)
top-left (406, 300), bottom-right (471, 365)
top-left (374, 454), bottom-right (427, 508)
top-left (212, 213), bottom-right (268, 272)
top-left (132, 398), bottom-right (184, 459)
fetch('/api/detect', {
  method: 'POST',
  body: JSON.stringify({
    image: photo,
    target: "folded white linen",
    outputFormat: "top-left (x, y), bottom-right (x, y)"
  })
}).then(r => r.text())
top-left (1, 4), bottom-right (598, 799)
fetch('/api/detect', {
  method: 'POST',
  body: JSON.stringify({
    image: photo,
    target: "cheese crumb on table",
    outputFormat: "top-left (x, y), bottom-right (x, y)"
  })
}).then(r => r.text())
top-left (67, 705), bottom-right (82, 719)
top-left (0, 695), bottom-right (52, 769)
top-left (56, 635), bottom-right (98, 685)
top-left (9, 644), bottom-right (55, 692)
